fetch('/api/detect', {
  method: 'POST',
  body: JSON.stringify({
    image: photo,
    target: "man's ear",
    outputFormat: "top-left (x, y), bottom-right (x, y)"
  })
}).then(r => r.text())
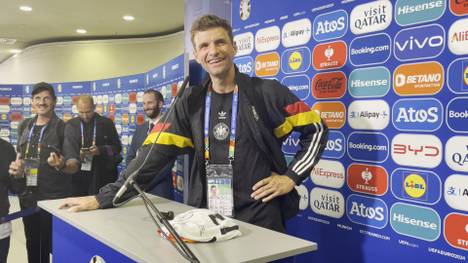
top-left (233, 40), bottom-right (238, 55)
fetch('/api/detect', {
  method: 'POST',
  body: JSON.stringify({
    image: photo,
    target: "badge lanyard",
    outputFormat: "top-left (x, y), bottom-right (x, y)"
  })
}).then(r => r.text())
top-left (24, 122), bottom-right (48, 159)
top-left (80, 120), bottom-right (96, 147)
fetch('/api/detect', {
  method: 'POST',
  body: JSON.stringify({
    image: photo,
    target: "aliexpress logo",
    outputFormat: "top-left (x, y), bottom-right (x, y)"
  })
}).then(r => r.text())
top-left (312, 40), bottom-right (347, 70)
top-left (312, 101), bottom-right (346, 129)
top-left (444, 213), bottom-right (468, 251)
top-left (255, 52), bottom-right (280, 77)
top-left (393, 61), bottom-right (444, 96)
top-left (450, 0), bottom-right (468, 16)
top-left (312, 71), bottom-right (347, 99)
top-left (347, 163), bottom-right (388, 196)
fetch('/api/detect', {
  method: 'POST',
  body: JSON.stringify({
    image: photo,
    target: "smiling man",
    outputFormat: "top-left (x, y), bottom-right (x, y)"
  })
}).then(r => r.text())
top-left (60, 14), bottom-right (328, 233)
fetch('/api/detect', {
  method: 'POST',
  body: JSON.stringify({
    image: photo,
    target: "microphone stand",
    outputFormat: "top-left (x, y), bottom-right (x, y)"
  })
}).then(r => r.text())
top-left (112, 76), bottom-right (199, 262)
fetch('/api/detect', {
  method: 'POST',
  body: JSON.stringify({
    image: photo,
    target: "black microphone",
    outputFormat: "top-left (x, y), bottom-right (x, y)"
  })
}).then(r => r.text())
top-left (113, 75), bottom-right (190, 205)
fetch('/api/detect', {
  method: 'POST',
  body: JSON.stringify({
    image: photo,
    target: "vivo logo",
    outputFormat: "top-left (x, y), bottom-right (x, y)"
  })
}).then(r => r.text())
top-left (394, 24), bottom-right (445, 61)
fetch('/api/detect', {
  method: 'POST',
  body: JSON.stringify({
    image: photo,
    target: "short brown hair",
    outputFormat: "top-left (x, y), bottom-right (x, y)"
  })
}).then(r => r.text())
top-left (190, 14), bottom-right (233, 47)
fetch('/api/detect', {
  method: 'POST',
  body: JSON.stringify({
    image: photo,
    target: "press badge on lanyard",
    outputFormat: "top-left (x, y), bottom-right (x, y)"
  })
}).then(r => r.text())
top-left (24, 124), bottom-right (47, 186)
top-left (80, 120), bottom-right (96, 172)
top-left (204, 86), bottom-right (238, 217)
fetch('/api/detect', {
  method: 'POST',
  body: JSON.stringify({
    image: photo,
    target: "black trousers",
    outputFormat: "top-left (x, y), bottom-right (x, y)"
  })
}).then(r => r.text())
top-left (0, 236), bottom-right (10, 263)
top-left (20, 205), bottom-right (52, 263)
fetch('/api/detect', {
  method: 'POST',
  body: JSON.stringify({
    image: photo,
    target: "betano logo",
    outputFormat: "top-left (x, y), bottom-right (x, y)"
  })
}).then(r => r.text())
top-left (281, 47), bottom-right (311, 74)
top-left (347, 163), bottom-right (388, 196)
top-left (394, 24), bottom-right (445, 61)
top-left (255, 26), bottom-right (281, 53)
top-left (393, 61), bottom-right (444, 96)
top-left (447, 58), bottom-right (468, 94)
top-left (350, 0), bottom-right (392, 35)
top-left (312, 40), bottom-right (347, 70)
top-left (348, 100), bottom-right (389, 130)
top-left (448, 18), bottom-right (468, 55)
top-left (390, 202), bottom-right (441, 241)
top-left (445, 136), bottom-right (468, 173)
top-left (311, 71), bottom-right (347, 99)
top-left (395, 0), bottom-right (446, 26)
top-left (234, 32), bottom-right (254, 56)
top-left (310, 187), bottom-right (345, 219)
top-left (391, 168), bottom-right (442, 205)
top-left (310, 159), bottom-right (345, 189)
top-left (312, 101), bottom-right (346, 129)
top-left (346, 194), bottom-right (388, 229)
top-left (450, 0), bottom-right (468, 16)
top-left (391, 133), bottom-right (442, 169)
top-left (445, 174), bottom-right (468, 212)
top-left (349, 67), bottom-right (390, 98)
top-left (444, 213), bottom-right (468, 251)
top-left (281, 18), bottom-right (312, 48)
top-left (392, 98), bottom-right (443, 132)
top-left (255, 52), bottom-right (280, 77)
top-left (446, 97), bottom-right (468, 133)
top-left (313, 9), bottom-right (348, 42)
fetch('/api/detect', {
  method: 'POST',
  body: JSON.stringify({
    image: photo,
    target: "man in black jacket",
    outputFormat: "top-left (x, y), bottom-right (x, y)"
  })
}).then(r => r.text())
top-left (60, 14), bottom-right (328, 232)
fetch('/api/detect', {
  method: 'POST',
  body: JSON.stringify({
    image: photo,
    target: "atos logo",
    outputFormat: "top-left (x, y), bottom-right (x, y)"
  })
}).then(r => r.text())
top-left (447, 58), bottom-right (468, 94)
top-left (310, 159), bottom-right (345, 189)
top-left (445, 174), bottom-right (468, 212)
top-left (310, 187), bottom-right (345, 219)
top-left (312, 41), bottom-right (347, 71)
top-left (393, 61), bottom-right (444, 96)
top-left (446, 97), bottom-right (468, 133)
top-left (391, 134), bottom-right (442, 169)
top-left (313, 9), bottom-right (348, 42)
top-left (349, 33), bottom-right (391, 66)
top-left (312, 101), bottom-right (346, 129)
top-left (444, 213), bottom-right (468, 251)
top-left (391, 168), bottom-right (441, 205)
top-left (450, 0), bottom-right (468, 16)
top-left (347, 163), bottom-right (388, 196)
top-left (255, 52), bottom-right (280, 77)
top-left (323, 130), bottom-right (345, 159)
top-left (445, 136), bottom-right (468, 173)
top-left (394, 24), bottom-right (445, 61)
top-left (448, 18), bottom-right (468, 55)
top-left (348, 100), bottom-right (390, 130)
top-left (346, 194), bottom-right (388, 229)
top-left (311, 71), bottom-right (347, 99)
top-left (282, 131), bottom-right (300, 155)
top-left (281, 47), bottom-right (311, 74)
top-left (281, 75), bottom-right (310, 101)
top-left (349, 67), bottom-right (390, 98)
top-left (390, 203), bottom-right (441, 241)
top-left (350, 0), bottom-right (392, 35)
top-left (282, 18), bottom-right (312, 48)
top-left (234, 32), bottom-right (254, 56)
top-left (395, 0), bottom-right (446, 26)
top-left (347, 132), bottom-right (389, 163)
top-left (234, 56), bottom-right (253, 76)
top-left (392, 98), bottom-right (443, 132)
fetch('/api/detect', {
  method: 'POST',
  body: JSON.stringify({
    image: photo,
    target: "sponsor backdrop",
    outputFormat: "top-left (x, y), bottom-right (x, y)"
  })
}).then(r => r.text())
top-left (0, 55), bottom-right (185, 202)
top-left (233, 0), bottom-right (468, 262)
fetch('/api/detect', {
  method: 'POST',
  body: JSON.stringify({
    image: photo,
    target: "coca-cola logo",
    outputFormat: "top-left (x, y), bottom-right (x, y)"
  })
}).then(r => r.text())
top-left (312, 71), bottom-right (347, 99)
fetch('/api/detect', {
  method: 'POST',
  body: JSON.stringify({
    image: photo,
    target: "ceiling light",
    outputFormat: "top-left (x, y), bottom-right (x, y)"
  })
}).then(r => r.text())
top-left (123, 15), bottom-right (135, 21)
top-left (10, 49), bottom-right (22, 54)
top-left (76, 29), bottom-right (87, 34)
top-left (19, 6), bottom-right (32, 12)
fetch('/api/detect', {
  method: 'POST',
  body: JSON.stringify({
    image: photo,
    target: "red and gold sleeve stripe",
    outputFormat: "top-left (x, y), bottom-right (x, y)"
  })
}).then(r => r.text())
top-left (273, 101), bottom-right (321, 138)
top-left (142, 122), bottom-right (194, 148)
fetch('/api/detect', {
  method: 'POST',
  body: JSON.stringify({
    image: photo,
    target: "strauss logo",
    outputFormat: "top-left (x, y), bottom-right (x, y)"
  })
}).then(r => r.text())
top-left (325, 45), bottom-right (334, 61)
top-left (361, 168), bottom-right (373, 184)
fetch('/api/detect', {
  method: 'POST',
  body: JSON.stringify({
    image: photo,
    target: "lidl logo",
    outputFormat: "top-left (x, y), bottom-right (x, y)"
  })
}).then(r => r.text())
top-left (346, 194), bottom-right (388, 229)
top-left (350, 0), bottom-right (392, 35)
top-left (348, 100), bottom-right (389, 130)
top-left (282, 131), bottom-right (301, 155)
top-left (281, 75), bottom-right (310, 101)
top-left (391, 133), bottom-right (442, 169)
top-left (234, 56), bottom-right (254, 76)
top-left (311, 71), bottom-right (346, 99)
top-left (395, 0), bottom-right (446, 26)
top-left (390, 202), bottom-right (441, 241)
top-left (391, 168), bottom-right (441, 205)
top-left (312, 101), bottom-right (346, 129)
top-left (448, 18), bottom-right (468, 55)
top-left (445, 174), bottom-right (468, 212)
top-left (444, 213), bottom-right (468, 251)
top-left (234, 32), bottom-right (254, 56)
top-left (347, 132), bottom-right (389, 163)
top-left (281, 47), bottom-right (311, 74)
top-left (255, 52), bottom-right (280, 77)
top-left (310, 187), bottom-right (345, 219)
top-left (312, 40), bottom-right (347, 71)
top-left (445, 136), bottom-right (468, 173)
top-left (450, 0), bottom-right (468, 15)
top-left (310, 159), bottom-right (345, 189)
top-left (393, 61), bottom-right (444, 96)
top-left (392, 98), bottom-right (443, 132)
top-left (313, 9), bottom-right (348, 42)
top-left (347, 163), bottom-right (388, 196)
top-left (255, 26), bottom-right (281, 53)
top-left (349, 33), bottom-right (391, 66)
top-left (447, 58), bottom-right (468, 94)
top-left (394, 24), bottom-right (445, 61)
top-left (446, 97), bottom-right (468, 133)
top-left (349, 66), bottom-right (390, 98)
top-left (282, 18), bottom-right (312, 48)
top-left (323, 130), bottom-right (345, 159)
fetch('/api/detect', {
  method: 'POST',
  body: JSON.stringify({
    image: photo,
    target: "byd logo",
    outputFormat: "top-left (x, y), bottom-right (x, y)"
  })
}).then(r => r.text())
top-left (391, 134), bottom-right (442, 168)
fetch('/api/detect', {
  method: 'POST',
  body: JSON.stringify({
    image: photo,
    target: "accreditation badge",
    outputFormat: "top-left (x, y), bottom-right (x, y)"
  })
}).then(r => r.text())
top-left (206, 164), bottom-right (234, 217)
top-left (24, 158), bottom-right (40, 186)
top-left (81, 156), bottom-right (93, 171)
